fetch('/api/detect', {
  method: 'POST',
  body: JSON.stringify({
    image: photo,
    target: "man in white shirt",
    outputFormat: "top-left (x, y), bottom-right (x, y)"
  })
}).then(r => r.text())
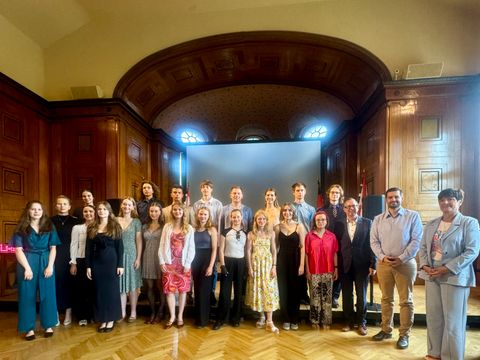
top-left (193, 180), bottom-right (223, 228)
top-left (163, 184), bottom-right (194, 224)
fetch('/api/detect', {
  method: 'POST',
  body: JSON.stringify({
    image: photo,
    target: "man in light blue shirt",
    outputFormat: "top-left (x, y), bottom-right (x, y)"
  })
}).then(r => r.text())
top-left (291, 181), bottom-right (315, 232)
top-left (219, 186), bottom-right (253, 234)
top-left (370, 187), bottom-right (423, 350)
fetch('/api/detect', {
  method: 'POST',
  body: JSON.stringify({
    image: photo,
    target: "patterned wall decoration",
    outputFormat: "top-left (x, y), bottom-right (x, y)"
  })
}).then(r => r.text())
top-left (2, 113), bottom-right (23, 143)
top-left (153, 84), bottom-right (353, 141)
top-left (2, 167), bottom-right (23, 195)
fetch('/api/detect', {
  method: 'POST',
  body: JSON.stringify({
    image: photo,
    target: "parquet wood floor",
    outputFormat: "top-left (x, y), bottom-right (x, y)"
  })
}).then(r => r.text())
top-left (0, 311), bottom-right (479, 360)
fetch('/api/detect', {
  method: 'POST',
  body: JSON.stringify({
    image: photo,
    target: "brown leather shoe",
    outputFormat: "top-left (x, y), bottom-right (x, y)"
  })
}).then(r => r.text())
top-left (358, 325), bottom-right (367, 336)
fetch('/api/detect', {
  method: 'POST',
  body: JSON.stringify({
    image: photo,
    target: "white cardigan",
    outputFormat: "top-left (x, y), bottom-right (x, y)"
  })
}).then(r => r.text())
top-left (158, 223), bottom-right (195, 269)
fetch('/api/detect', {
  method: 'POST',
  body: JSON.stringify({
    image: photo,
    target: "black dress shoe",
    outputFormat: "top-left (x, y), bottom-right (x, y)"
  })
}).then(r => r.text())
top-left (397, 335), bottom-right (409, 349)
top-left (372, 330), bottom-right (392, 341)
top-left (98, 326), bottom-right (106, 333)
top-left (212, 321), bottom-right (223, 330)
top-left (44, 331), bottom-right (54, 338)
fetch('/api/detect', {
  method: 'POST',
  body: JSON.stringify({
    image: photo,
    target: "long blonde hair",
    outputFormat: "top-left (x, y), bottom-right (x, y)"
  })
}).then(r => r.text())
top-left (118, 196), bottom-right (139, 218)
top-left (252, 209), bottom-right (271, 235)
top-left (194, 206), bottom-right (213, 230)
top-left (170, 202), bottom-right (190, 235)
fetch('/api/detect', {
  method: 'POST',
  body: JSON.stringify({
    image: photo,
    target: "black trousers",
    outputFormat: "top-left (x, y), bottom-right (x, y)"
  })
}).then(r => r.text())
top-left (341, 266), bottom-right (369, 327)
top-left (217, 257), bottom-right (245, 324)
top-left (72, 258), bottom-right (94, 321)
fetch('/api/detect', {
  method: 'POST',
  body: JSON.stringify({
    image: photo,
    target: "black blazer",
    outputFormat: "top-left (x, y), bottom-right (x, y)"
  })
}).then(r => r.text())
top-left (319, 203), bottom-right (346, 232)
top-left (334, 216), bottom-right (376, 274)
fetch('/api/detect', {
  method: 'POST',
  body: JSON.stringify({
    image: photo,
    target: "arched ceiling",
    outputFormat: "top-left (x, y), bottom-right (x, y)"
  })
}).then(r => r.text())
top-left (115, 31), bottom-right (391, 141)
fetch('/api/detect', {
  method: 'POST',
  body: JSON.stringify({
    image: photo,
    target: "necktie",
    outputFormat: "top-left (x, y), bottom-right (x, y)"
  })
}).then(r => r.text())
top-left (332, 205), bottom-right (338, 218)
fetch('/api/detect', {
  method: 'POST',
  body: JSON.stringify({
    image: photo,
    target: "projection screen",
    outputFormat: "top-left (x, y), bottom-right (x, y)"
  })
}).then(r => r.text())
top-left (186, 140), bottom-right (321, 212)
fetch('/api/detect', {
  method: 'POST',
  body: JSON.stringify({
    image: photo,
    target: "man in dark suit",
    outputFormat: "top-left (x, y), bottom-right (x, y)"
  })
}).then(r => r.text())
top-left (320, 184), bottom-right (346, 308)
top-left (335, 197), bottom-right (376, 336)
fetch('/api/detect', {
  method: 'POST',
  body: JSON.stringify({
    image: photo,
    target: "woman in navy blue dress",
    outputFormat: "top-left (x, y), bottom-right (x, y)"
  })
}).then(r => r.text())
top-left (11, 201), bottom-right (60, 340)
top-left (86, 201), bottom-right (124, 332)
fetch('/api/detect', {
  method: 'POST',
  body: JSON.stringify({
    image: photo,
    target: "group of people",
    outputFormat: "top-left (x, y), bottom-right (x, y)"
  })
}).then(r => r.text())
top-left (10, 179), bottom-right (479, 360)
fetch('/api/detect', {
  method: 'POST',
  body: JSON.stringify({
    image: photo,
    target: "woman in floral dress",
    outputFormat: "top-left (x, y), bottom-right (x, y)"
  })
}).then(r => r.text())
top-left (245, 210), bottom-right (280, 334)
top-left (159, 202), bottom-right (195, 329)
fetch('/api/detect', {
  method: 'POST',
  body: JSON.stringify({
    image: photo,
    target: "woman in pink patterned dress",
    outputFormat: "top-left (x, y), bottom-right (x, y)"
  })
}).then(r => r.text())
top-left (158, 202), bottom-right (195, 329)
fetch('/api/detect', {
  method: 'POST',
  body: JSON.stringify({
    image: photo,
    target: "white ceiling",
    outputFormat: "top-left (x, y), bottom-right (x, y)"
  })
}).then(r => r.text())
top-left (1, 0), bottom-right (478, 49)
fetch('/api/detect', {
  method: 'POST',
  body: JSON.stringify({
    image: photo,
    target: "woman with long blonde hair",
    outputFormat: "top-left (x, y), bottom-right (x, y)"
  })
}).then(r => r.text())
top-left (159, 202), bottom-right (195, 329)
top-left (245, 210), bottom-right (280, 333)
top-left (117, 197), bottom-right (143, 322)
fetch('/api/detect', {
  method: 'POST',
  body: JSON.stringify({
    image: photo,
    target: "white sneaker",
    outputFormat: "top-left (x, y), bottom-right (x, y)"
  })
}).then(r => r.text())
top-left (290, 323), bottom-right (299, 330)
top-left (78, 320), bottom-right (88, 326)
top-left (282, 322), bottom-right (290, 330)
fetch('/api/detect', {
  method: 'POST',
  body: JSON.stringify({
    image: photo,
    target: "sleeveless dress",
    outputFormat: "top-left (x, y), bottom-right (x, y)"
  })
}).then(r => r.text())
top-left (277, 226), bottom-right (301, 323)
top-left (191, 229), bottom-right (213, 326)
top-left (120, 218), bottom-right (143, 293)
top-left (162, 232), bottom-right (192, 294)
top-left (142, 224), bottom-right (162, 279)
top-left (245, 234), bottom-right (280, 312)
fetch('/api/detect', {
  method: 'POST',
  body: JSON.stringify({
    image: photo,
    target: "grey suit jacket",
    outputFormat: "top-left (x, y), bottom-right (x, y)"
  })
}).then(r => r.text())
top-left (418, 212), bottom-right (480, 287)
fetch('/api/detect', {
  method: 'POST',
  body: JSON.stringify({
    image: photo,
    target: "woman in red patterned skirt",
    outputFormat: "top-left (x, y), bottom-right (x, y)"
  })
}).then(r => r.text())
top-left (158, 202), bottom-right (195, 329)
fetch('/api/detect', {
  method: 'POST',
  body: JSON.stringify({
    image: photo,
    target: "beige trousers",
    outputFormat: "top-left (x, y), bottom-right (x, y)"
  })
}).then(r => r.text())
top-left (376, 258), bottom-right (417, 336)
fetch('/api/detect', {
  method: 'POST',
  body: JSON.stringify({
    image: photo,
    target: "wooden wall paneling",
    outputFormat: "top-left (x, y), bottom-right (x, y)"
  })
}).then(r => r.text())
top-left (344, 133), bottom-right (358, 198)
top-left (37, 114), bottom-right (51, 211)
top-left (385, 78), bottom-right (478, 223)
top-left (119, 118), bottom-right (150, 200)
top-left (0, 79), bottom-right (50, 242)
top-left (103, 117), bottom-right (119, 200)
top-left (459, 90), bottom-right (480, 221)
top-left (324, 139), bottom-right (346, 192)
top-left (50, 122), bottom-right (63, 204)
top-left (114, 32), bottom-right (391, 128)
top-left (358, 106), bottom-right (387, 197)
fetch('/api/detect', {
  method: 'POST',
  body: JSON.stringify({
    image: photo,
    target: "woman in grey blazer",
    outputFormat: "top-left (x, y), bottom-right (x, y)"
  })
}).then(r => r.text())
top-left (419, 188), bottom-right (480, 360)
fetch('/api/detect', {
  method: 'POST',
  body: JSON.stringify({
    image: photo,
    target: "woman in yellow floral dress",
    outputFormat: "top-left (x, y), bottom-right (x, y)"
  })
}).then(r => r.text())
top-left (246, 210), bottom-right (280, 333)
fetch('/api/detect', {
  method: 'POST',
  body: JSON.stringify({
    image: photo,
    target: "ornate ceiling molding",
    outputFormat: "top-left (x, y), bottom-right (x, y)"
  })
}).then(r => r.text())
top-left (114, 31), bottom-right (391, 128)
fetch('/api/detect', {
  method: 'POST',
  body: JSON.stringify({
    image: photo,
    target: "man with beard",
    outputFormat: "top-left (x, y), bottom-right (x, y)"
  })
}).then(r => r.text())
top-left (370, 187), bottom-right (422, 350)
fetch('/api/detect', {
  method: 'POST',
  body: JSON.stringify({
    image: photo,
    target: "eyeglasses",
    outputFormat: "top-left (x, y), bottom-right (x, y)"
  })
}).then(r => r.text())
top-left (236, 230), bottom-right (241, 241)
top-left (344, 205), bottom-right (358, 208)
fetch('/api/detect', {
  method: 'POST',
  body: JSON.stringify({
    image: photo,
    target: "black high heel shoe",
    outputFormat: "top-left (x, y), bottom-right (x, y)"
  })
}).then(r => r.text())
top-left (104, 323), bottom-right (114, 333)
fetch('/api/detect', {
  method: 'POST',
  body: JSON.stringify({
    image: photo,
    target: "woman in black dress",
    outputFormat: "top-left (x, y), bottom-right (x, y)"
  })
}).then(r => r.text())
top-left (274, 203), bottom-right (306, 331)
top-left (86, 201), bottom-right (124, 332)
top-left (51, 195), bottom-right (80, 326)
top-left (192, 207), bottom-right (218, 328)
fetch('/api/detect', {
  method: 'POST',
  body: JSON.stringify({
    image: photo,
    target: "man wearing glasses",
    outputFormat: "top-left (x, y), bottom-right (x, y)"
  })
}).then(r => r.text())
top-left (334, 197), bottom-right (376, 336)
